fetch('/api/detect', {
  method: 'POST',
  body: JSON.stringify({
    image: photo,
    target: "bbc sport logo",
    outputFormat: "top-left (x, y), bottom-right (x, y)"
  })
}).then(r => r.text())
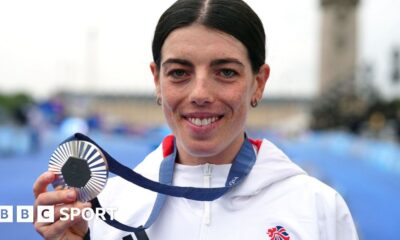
top-left (0, 205), bottom-right (117, 223)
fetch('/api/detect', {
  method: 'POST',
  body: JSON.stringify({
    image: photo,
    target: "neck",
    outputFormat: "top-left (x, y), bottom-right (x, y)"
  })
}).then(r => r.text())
top-left (175, 134), bottom-right (245, 165)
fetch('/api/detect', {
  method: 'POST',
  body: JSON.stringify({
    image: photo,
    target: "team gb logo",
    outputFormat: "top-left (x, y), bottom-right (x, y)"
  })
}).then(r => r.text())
top-left (267, 225), bottom-right (290, 240)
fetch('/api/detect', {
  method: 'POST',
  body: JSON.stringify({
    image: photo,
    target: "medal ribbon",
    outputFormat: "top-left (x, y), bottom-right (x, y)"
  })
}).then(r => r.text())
top-left (62, 133), bottom-right (257, 233)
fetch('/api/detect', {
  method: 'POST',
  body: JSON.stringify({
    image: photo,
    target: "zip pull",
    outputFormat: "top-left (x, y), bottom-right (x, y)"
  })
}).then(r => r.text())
top-left (203, 163), bottom-right (212, 187)
top-left (203, 163), bottom-right (212, 225)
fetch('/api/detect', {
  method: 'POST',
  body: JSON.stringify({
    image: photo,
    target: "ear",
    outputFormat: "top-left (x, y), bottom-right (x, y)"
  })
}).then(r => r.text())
top-left (150, 62), bottom-right (161, 97)
top-left (252, 64), bottom-right (270, 100)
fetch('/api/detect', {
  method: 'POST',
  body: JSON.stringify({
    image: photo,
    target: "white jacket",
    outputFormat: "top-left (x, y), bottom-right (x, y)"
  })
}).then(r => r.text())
top-left (89, 138), bottom-right (359, 240)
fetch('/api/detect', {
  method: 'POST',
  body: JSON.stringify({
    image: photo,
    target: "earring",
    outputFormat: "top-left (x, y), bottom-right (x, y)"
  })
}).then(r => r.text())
top-left (156, 97), bottom-right (162, 106)
top-left (250, 99), bottom-right (258, 108)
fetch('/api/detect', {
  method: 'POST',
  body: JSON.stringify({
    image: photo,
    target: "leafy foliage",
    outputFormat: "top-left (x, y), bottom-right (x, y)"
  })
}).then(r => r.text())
top-left (0, 93), bottom-right (34, 124)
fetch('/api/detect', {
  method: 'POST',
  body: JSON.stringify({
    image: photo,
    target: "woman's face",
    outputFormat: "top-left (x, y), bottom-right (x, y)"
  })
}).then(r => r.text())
top-left (151, 24), bottom-right (269, 164)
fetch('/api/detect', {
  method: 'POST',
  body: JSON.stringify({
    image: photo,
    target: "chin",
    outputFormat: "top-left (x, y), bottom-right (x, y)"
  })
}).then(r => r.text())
top-left (182, 137), bottom-right (222, 156)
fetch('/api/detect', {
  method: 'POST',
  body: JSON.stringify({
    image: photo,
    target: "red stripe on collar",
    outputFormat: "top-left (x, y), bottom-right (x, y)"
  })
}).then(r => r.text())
top-left (162, 135), bottom-right (175, 157)
top-left (248, 138), bottom-right (262, 152)
top-left (162, 135), bottom-right (262, 157)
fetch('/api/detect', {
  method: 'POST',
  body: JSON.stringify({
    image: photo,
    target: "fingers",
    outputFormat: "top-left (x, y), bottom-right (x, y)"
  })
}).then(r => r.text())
top-left (34, 188), bottom-right (77, 225)
top-left (36, 201), bottom-right (91, 226)
top-left (33, 172), bottom-right (55, 198)
top-left (52, 201), bottom-right (92, 222)
top-left (41, 218), bottom-right (81, 239)
top-left (34, 201), bottom-right (91, 239)
top-left (33, 172), bottom-right (91, 239)
top-left (36, 188), bottom-right (77, 206)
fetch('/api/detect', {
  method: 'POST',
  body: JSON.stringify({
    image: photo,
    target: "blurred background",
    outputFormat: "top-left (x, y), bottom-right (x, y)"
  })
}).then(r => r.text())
top-left (0, 0), bottom-right (399, 239)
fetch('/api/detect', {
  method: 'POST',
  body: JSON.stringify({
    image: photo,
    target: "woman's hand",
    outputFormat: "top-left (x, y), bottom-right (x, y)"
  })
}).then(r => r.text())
top-left (33, 172), bottom-right (91, 240)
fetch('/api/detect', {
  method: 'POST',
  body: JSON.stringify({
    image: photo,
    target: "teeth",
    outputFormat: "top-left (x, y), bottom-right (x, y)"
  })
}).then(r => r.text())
top-left (188, 117), bottom-right (219, 126)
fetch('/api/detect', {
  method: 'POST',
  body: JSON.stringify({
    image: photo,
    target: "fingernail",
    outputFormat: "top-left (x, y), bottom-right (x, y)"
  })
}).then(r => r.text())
top-left (67, 190), bottom-right (75, 200)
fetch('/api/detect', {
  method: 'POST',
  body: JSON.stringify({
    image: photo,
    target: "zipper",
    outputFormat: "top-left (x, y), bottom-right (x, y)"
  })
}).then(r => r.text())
top-left (203, 163), bottom-right (212, 226)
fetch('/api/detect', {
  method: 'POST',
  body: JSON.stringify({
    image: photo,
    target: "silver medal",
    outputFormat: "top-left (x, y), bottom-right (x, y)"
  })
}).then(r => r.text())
top-left (48, 140), bottom-right (108, 202)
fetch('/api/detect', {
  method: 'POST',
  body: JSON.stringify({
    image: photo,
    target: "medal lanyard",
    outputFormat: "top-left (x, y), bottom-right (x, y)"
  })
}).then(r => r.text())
top-left (63, 133), bottom-right (257, 233)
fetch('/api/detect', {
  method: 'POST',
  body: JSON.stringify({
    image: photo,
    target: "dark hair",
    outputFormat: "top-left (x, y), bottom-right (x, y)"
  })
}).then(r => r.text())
top-left (152, 0), bottom-right (266, 73)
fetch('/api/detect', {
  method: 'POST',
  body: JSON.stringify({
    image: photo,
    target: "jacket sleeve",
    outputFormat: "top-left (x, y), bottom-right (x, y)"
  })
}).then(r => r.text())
top-left (314, 179), bottom-right (359, 240)
top-left (334, 193), bottom-right (359, 240)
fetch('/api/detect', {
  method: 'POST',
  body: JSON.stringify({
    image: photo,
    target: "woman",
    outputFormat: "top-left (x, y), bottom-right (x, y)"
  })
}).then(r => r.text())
top-left (33, 0), bottom-right (359, 239)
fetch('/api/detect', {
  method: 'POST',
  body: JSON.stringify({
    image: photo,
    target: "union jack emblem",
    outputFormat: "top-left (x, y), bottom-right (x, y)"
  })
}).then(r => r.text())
top-left (267, 225), bottom-right (290, 240)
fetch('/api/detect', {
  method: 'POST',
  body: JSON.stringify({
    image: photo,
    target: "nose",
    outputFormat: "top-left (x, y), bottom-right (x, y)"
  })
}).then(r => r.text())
top-left (189, 73), bottom-right (214, 106)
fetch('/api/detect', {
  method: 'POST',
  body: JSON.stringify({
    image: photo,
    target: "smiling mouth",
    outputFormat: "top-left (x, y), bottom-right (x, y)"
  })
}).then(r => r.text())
top-left (185, 116), bottom-right (223, 127)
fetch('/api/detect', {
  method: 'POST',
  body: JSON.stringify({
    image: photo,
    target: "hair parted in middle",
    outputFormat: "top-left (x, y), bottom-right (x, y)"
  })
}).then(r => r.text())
top-left (152, 0), bottom-right (266, 73)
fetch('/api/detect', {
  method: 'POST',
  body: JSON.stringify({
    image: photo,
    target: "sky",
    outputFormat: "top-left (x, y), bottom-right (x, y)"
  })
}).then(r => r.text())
top-left (0, 0), bottom-right (399, 100)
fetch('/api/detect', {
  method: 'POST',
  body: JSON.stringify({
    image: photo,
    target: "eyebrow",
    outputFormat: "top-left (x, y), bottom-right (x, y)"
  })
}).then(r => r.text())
top-left (210, 58), bottom-right (245, 68)
top-left (162, 58), bottom-right (194, 68)
top-left (161, 58), bottom-right (245, 68)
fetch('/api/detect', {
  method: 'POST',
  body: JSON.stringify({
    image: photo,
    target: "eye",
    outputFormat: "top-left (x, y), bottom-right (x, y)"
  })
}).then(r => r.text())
top-left (218, 69), bottom-right (238, 78)
top-left (168, 69), bottom-right (189, 78)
